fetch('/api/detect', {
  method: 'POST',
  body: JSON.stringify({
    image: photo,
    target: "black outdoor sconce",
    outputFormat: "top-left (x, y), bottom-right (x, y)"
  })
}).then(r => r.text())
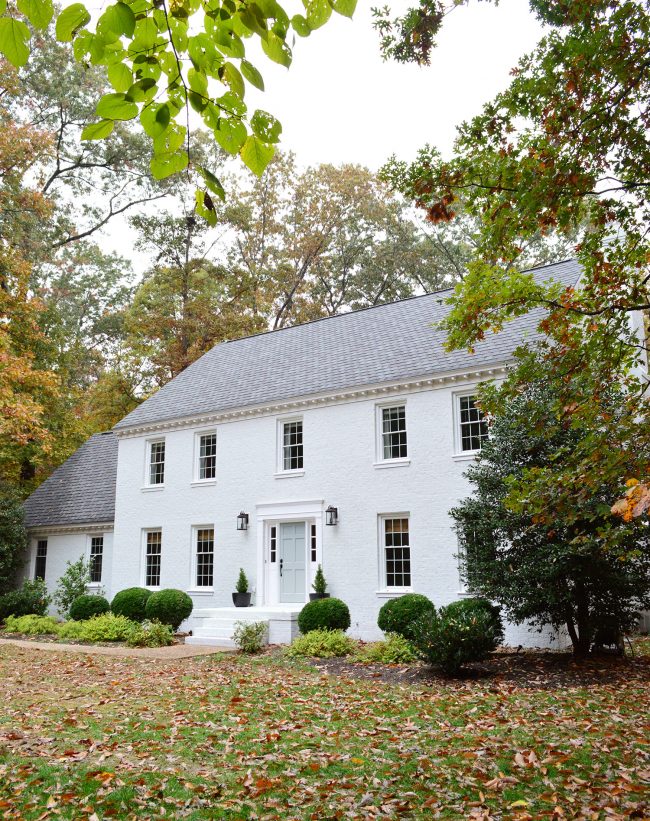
top-left (237, 511), bottom-right (249, 531)
top-left (325, 505), bottom-right (338, 526)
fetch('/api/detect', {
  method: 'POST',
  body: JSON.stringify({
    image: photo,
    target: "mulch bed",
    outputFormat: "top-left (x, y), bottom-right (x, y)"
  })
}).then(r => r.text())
top-left (309, 644), bottom-right (650, 690)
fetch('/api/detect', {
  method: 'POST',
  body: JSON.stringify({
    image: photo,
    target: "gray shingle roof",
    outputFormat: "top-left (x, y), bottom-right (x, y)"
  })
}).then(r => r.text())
top-left (115, 258), bottom-right (582, 431)
top-left (23, 432), bottom-right (117, 529)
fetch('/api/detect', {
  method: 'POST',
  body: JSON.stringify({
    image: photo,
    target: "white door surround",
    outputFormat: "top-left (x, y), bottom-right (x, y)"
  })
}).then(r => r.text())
top-left (255, 499), bottom-right (324, 606)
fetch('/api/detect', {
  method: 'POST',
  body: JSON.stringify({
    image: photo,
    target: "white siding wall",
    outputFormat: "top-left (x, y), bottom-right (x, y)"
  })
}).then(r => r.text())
top-left (111, 383), bottom-right (559, 647)
top-left (22, 531), bottom-right (114, 615)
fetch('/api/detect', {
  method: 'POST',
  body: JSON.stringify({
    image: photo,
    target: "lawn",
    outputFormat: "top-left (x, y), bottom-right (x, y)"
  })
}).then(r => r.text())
top-left (0, 643), bottom-right (648, 819)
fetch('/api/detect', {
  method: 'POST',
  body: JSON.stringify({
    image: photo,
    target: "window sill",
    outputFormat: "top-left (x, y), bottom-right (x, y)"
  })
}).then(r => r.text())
top-left (375, 588), bottom-right (413, 598)
top-left (452, 452), bottom-right (479, 462)
top-left (274, 470), bottom-right (305, 479)
top-left (87, 583), bottom-right (103, 589)
top-left (191, 480), bottom-right (217, 487)
top-left (373, 458), bottom-right (411, 469)
top-left (141, 485), bottom-right (165, 492)
top-left (187, 589), bottom-right (214, 595)
top-left (144, 586), bottom-right (161, 592)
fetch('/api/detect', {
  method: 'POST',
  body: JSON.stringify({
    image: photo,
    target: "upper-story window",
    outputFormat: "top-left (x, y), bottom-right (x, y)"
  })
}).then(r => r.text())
top-left (89, 536), bottom-right (103, 583)
top-left (34, 539), bottom-right (47, 581)
top-left (148, 439), bottom-right (165, 485)
top-left (196, 432), bottom-right (217, 481)
top-left (282, 419), bottom-right (303, 471)
top-left (380, 404), bottom-right (408, 461)
top-left (458, 395), bottom-right (488, 452)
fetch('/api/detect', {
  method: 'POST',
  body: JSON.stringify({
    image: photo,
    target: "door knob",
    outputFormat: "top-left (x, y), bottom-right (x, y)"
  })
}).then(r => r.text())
top-left (279, 558), bottom-right (283, 577)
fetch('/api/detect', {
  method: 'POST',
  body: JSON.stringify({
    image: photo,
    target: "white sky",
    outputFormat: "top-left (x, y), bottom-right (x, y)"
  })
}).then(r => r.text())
top-left (91, 0), bottom-right (545, 268)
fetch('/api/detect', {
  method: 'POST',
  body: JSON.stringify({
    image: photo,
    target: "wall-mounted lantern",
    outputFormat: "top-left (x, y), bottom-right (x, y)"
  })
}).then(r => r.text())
top-left (237, 511), bottom-right (249, 531)
top-left (325, 505), bottom-right (338, 526)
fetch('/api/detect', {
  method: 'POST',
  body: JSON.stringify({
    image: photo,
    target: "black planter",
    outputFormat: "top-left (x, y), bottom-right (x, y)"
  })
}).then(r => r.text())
top-left (309, 592), bottom-right (330, 601)
top-left (232, 592), bottom-right (252, 607)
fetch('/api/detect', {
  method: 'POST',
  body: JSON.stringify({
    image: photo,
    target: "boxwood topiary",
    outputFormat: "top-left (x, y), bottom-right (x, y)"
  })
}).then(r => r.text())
top-left (377, 593), bottom-right (435, 641)
top-left (145, 589), bottom-right (194, 631)
top-left (111, 587), bottom-right (152, 622)
top-left (297, 597), bottom-right (350, 634)
top-left (444, 597), bottom-right (504, 648)
top-left (69, 594), bottom-right (110, 621)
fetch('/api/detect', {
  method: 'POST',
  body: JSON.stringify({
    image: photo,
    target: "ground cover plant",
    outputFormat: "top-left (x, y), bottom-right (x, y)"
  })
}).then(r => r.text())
top-left (0, 642), bottom-right (648, 819)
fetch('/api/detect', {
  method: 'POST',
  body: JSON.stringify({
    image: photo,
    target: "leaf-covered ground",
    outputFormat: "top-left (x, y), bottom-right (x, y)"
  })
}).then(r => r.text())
top-left (0, 642), bottom-right (648, 819)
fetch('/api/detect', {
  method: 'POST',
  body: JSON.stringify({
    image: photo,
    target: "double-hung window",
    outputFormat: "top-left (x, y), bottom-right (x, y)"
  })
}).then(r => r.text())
top-left (282, 419), bottom-right (303, 471)
top-left (381, 516), bottom-right (411, 589)
top-left (458, 395), bottom-right (488, 452)
top-left (148, 440), bottom-right (165, 486)
top-left (145, 530), bottom-right (162, 587)
top-left (379, 404), bottom-right (408, 461)
top-left (89, 536), bottom-right (103, 583)
top-left (197, 432), bottom-right (217, 481)
top-left (34, 539), bottom-right (47, 581)
top-left (195, 528), bottom-right (214, 588)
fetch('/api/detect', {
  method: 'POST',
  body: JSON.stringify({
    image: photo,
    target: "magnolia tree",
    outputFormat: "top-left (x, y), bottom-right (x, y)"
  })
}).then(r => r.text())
top-left (451, 379), bottom-right (650, 657)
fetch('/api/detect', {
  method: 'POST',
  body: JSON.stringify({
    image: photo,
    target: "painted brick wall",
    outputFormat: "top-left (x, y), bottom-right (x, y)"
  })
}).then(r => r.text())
top-left (111, 383), bottom-right (559, 647)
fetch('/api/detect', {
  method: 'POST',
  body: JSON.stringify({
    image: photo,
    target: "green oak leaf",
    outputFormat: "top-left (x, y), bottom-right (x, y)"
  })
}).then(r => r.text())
top-left (0, 17), bottom-right (30, 67)
top-left (330, 0), bottom-right (356, 17)
top-left (241, 59), bottom-right (264, 91)
top-left (95, 92), bottom-right (138, 120)
top-left (107, 61), bottom-right (132, 92)
top-left (140, 103), bottom-right (171, 138)
top-left (221, 62), bottom-right (245, 99)
top-left (240, 134), bottom-right (274, 176)
top-left (125, 78), bottom-right (157, 102)
top-left (150, 149), bottom-right (188, 180)
top-left (213, 118), bottom-right (247, 154)
top-left (97, 2), bottom-right (135, 40)
top-left (260, 30), bottom-right (291, 67)
top-left (55, 3), bottom-right (91, 42)
top-left (305, 0), bottom-right (331, 29)
top-left (80, 119), bottom-right (115, 140)
top-left (17, 0), bottom-right (54, 29)
top-left (251, 109), bottom-right (282, 144)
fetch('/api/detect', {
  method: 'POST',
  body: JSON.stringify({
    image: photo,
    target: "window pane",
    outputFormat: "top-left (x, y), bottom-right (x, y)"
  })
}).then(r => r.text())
top-left (382, 406), bottom-right (407, 460)
top-left (35, 539), bottom-right (47, 581)
top-left (90, 536), bottom-right (103, 583)
top-left (199, 434), bottom-right (217, 480)
top-left (270, 526), bottom-right (277, 563)
top-left (311, 524), bottom-right (317, 563)
top-left (384, 518), bottom-right (410, 587)
top-left (149, 441), bottom-right (165, 485)
top-left (196, 528), bottom-right (214, 587)
top-left (283, 421), bottom-right (303, 470)
top-left (459, 396), bottom-right (488, 451)
top-left (146, 531), bottom-right (162, 587)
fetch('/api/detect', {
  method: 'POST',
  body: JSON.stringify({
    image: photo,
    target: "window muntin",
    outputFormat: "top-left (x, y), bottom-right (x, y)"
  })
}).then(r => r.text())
top-left (89, 536), bottom-right (103, 583)
top-left (459, 396), bottom-right (488, 452)
top-left (148, 440), bottom-right (165, 485)
top-left (145, 530), bottom-right (162, 587)
top-left (34, 539), bottom-right (47, 581)
top-left (197, 433), bottom-right (216, 480)
top-left (383, 517), bottom-right (410, 588)
top-left (310, 524), bottom-right (317, 563)
top-left (282, 420), bottom-right (303, 471)
top-left (270, 526), bottom-right (277, 563)
top-left (381, 405), bottom-right (407, 460)
top-left (195, 528), bottom-right (214, 588)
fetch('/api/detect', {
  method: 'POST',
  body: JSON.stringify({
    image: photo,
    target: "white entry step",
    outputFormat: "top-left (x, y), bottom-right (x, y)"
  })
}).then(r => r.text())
top-left (186, 605), bottom-right (303, 648)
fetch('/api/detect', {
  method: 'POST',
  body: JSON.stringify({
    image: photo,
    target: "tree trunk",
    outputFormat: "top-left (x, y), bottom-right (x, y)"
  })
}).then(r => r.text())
top-left (571, 580), bottom-right (592, 657)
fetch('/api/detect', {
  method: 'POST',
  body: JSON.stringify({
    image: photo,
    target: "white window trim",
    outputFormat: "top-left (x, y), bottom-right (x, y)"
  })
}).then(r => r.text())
top-left (276, 415), bottom-right (304, 476)
top-left (377, 512), bottom-right (413, 593)
top-left (141, 528), bottom-right (162, 590)
top-left (189, 524), bottom-right (215, 592)
top-left (143, 437), bottom-right (166, 489)
top-left (375, 400), bottom-right (409, 466)
top-left (192, 429), bottom-right (217, 484)
top-left (86, 533), bottom-right (104, 588)
top-left (452, 390), bottom-right (487, 458)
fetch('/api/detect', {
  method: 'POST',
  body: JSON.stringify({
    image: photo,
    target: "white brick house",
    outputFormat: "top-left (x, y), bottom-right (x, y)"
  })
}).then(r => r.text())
top-left (22, 260), bottom-right (584, 647)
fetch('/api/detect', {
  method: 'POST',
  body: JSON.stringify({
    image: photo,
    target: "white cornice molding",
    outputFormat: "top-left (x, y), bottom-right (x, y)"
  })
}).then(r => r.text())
top-left (27, 522), bottom-right (114, 536)
top-left (115, 364), bottom-right (509, 440)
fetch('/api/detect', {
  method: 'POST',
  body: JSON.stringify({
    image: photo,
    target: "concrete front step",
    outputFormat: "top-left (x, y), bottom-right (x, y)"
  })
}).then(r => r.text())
top-left (189, 605), bottom-right (302, 646)
top-left (185, 635), bottom-right (237, 648)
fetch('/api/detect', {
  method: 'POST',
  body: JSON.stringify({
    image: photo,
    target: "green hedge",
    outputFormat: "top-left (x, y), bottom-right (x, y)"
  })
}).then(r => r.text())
top-left (298, 597), bottom-right (350, 634)
top-left (377, 593), bottom-right (435, 641)
top-left (145, 589), bottom-right (193, 631)
top-left (111, 587), bottom-right (152, 622)
top-left (69, 594), bottom-right (110, 621)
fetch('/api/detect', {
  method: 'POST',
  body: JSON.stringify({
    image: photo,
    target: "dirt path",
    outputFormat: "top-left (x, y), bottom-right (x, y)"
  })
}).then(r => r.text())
top-left (0, 637), bottom-right (234, 660)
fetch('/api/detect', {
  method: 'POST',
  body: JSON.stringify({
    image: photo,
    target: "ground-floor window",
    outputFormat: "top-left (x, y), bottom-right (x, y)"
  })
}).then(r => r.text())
top-left (34, 539), bottom-right (47, 580)
top-left (381, 516), bottom-right (411, 588)
top-left (195, 528), bottom-right (214, 588)
top-left (145, 530), bottom-right (162, 587)
top-left (89, 536), bottom-right (103, 583)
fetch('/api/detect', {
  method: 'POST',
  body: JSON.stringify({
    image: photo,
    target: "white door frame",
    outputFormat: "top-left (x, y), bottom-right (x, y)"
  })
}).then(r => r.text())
top-left (255, 499), bottom-right (324, 606)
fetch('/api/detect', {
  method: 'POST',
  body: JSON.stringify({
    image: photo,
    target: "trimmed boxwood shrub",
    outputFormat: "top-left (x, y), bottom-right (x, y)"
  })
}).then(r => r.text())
top-left (377, 593), bottom-right (435, 641)
top-left (145, 589), bottom-right (193, 631)
top-left (448, 597), bottom-right (504, 646)
top-left (69, 594), bottom-right (110, 621)
top-left (111, 587), bottom-right (152, 622)
top-left (298, 597), bottom-right (350, 634)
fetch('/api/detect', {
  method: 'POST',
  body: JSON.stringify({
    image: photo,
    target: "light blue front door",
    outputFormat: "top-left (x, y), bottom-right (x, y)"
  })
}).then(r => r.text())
top-left (279, 522), bottom-right (306, 603)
